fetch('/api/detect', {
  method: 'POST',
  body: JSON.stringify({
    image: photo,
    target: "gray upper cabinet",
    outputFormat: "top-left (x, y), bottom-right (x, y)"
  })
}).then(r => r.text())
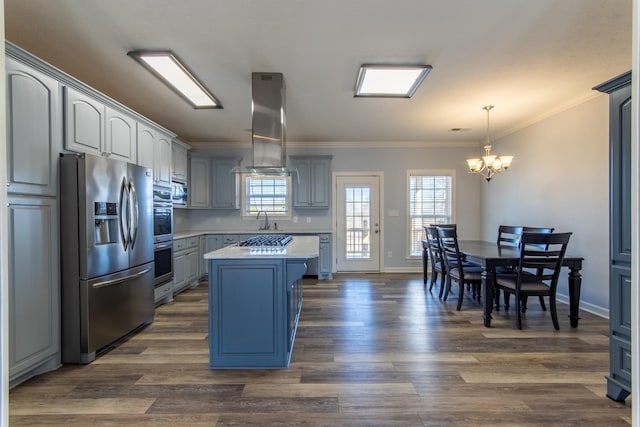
top-left (137, 123), bottom-right (172, 187)
top-left (211, 157), bottom-right (240, 209)
top-left (172, 140), bottom-right (190, 184)
top-left (189, 154), bottom-right (211, 208)
top-left (64, 87), bottom-right (137, 163)
top-left (136, 122), bottom-right (155, 170)
top-left (6, 58), bottom-right (60, 197)
top-left (155, 132), bottom-right (172, 187)
top-left (290, 156), bottom-right (332, 208)
top-left (105, 106), bottom-right (137, 163)
top-left (64, 86), bottom-right (104, 156)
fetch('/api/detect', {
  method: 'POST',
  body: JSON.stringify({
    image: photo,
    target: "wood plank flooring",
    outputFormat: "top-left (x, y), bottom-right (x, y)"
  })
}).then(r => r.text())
top-left (9, 273), bottom-right (632, 426)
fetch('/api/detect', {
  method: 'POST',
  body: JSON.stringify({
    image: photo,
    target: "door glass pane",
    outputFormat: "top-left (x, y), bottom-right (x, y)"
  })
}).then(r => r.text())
top-left (345, 186), bottom-right (371, 259)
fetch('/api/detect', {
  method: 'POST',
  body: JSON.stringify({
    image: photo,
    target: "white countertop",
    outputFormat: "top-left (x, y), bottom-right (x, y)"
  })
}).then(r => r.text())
top-left (174, 230), bottom-right (331, 239)
top-left (204, 235), bottom-right (320, 259)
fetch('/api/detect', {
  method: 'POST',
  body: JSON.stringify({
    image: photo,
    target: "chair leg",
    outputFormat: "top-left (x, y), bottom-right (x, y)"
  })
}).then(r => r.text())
top-left (521, 296), bottom-right (528, 313)
top-left (538, 296), bottom-right (547, 311)
top-left (428, 269), bottom-right (438, 291)
top-left (515, 292), bottom-right (523, 329)
top-left (456, 281), bottom-right (465, 311)
top-left (504, 290), bottom-right (510, 311)
top-left (549, 295), bottom-right (559, 330)
top-left (440, 276), bottom-right (451, 301)
top-left (494, 287), bottom-right (501, 311)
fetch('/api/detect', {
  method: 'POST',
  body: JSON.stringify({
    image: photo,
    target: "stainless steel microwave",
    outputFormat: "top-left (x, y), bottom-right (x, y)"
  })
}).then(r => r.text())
top-left (171, 182), bottom-right (187, 207)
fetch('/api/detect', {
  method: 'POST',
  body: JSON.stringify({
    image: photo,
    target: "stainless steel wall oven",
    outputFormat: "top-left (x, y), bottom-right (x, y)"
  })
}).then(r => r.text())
top-left (153, 186), bottom-right (174, 286)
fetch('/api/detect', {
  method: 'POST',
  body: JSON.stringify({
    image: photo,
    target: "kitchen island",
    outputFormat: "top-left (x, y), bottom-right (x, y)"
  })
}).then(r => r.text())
top-left (204, 235), bottom-right (319, 369)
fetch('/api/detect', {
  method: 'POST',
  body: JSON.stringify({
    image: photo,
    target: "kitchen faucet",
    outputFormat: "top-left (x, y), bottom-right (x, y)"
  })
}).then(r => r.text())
top-left (257, 211), bottom-right (270, 230)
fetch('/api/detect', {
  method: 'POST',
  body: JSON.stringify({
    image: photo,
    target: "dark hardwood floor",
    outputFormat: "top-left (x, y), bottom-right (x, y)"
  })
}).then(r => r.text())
top-left (9, 273), bottom-right (631, 426)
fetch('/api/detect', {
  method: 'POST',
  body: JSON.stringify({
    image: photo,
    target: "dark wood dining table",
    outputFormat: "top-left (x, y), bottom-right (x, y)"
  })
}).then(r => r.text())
top-left (456, 240), bottom-right (584, 328)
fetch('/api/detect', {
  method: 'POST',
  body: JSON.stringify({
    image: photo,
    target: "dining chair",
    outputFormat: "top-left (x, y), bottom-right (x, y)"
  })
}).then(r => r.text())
top-left (502, 226), bottom-right (555, 312)
top-left (437, 227), bottom-right (484, 310)
top-left (495, 232), bottom-right (571, 329)
top-left (496, 225), bottom-right (523, 248)
top-left (425, 226), bottom-right (447, 296)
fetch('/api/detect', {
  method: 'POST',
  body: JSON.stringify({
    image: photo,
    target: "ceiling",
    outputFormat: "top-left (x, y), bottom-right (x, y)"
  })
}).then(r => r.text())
top-left (4, 0), bottom-right (633, 146)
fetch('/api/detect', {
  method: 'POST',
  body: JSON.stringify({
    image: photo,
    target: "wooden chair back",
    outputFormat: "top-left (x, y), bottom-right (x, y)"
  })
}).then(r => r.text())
top-left (497, 225), bottom-right (523, 247)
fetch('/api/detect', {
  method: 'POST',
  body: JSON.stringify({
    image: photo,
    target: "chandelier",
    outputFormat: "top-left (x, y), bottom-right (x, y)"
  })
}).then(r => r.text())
top-left (466, 105), bottom-right (513, 182)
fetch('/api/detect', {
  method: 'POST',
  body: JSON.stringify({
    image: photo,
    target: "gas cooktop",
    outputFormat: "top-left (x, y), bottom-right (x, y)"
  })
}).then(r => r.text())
top-left (239, 234), bottom-right (293, 247)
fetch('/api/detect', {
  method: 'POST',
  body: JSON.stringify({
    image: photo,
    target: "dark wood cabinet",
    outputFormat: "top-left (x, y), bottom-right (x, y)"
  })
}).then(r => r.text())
top-left (595, 70), bottom-right (632, 402)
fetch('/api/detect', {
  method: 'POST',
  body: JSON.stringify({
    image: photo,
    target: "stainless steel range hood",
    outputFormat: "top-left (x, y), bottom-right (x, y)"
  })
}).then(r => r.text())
top-left (246, 72), bottom-right (293, 175)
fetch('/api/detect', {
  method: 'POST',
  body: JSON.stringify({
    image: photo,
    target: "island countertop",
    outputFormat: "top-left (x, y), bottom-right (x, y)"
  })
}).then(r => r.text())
top-left (204, 235), bottom-right (320, 260)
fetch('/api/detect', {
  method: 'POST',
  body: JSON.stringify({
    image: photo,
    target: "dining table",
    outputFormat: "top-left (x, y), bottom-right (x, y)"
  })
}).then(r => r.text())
top-left (455, 240), bottom-right (584, 328)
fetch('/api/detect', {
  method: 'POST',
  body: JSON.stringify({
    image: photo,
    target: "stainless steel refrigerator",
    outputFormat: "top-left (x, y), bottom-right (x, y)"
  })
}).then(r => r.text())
top-left (60, 153), bottom-right (154, 363)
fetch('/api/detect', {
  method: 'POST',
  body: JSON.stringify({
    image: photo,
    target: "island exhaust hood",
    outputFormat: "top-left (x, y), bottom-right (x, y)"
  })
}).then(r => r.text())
top-left (244, 72), bottom-right (294, 175)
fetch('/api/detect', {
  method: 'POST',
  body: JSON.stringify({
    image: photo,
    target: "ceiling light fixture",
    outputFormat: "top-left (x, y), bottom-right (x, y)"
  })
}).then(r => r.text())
top-left (466, 106), bottom-right (513, 182)
top-left (128, 50), bottom-right (222, 109)
top-left (354, 64), bottom-right (432, 98)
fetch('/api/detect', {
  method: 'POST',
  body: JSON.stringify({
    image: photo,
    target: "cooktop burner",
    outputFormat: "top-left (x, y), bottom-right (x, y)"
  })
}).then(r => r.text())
top-left (239, 234), bottom-right (293, 247)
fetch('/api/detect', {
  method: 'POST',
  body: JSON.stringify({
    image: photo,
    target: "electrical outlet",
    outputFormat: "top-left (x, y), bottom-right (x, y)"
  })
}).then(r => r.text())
top-left (306, 217), bottom-right (311, 223)
top-left (387, 251), bottom-right (393, 258)
top-left (293, 216), bottom-right (298, 223)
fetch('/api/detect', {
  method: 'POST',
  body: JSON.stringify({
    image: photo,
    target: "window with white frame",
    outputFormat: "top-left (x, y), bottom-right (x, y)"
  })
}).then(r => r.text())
top-left (408, 171), bottom-right (454, 257)
top-left (243, 175), bottom-right (290, 217)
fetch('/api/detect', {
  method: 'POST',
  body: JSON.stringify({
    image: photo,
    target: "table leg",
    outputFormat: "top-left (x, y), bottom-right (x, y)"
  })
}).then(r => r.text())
top-left (482, 268), bottom-right (494, 327)
top-left (568, 264), bottom-right (582, 328)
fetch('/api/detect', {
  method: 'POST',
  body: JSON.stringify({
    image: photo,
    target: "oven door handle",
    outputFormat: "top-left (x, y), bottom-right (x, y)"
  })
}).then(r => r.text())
top-left (91, 267), bottom-right (152, 289)
top-left (154, 243), bottom-right (172, 250)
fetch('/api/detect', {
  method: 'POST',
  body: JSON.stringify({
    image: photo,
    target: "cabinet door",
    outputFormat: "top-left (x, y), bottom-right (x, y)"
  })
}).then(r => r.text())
top-left (189, 156), bottom-right (211, 208)
top-left (206, 235), bottom-right (221, 252)
top-left (291, 156), bottom-right (331, 208)
top-left (310, 157), bottom-right (331, 207)
top-left (64, 86), bottom-right (105, 156)
top-left (186, 250), bottom-right (200, 283)
top-left (155, 133), bottom-right (172, 186)
top-left (105, 107), bottom-right (136, 163)
top-left (173, 253), bottom-right (186, 290)
top-left (136, 123), bottom-right (155, 170)
top-left (199, 236), bottom-right (206, 277)
top-left (319, 234), bottom-right (332, 279)
top-left (211, 158), bottom-right (239, 209)
top-left (291, 157), bottom-right (311, 207)
top-left (8, 196), bottom-right (60, 380)
top-left (6, 58), bottom-right (60, 196)
top-left (172, 143), bottom-right (188, 183)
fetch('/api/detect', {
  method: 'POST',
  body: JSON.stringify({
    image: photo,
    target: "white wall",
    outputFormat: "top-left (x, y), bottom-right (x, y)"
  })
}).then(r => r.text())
top-left (482, 95), bottom-right (611, 315)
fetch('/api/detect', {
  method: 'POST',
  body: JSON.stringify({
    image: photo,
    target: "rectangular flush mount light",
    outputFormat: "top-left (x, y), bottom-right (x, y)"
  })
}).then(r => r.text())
top-left (354, 64), bottom-right (432, 98)
top-left (128, 50), bottom-right (222, 109)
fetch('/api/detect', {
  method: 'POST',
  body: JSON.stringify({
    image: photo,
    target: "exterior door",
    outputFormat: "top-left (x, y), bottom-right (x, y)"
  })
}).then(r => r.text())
top-left (335, 175), bottom-right (381, 272)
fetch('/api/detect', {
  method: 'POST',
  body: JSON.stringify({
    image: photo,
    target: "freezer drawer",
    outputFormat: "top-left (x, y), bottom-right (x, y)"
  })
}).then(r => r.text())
top-left (62, 262), bottom-right (154, 364)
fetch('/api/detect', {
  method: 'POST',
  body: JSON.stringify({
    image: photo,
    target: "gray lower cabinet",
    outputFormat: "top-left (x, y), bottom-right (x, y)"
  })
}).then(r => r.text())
top-left (173, 236), bottom-right (201, 296)
top-left (318, 234), bottom-right (332, 279)
top-left (595, 71), bottom-right (632, 402)
top-left (7, 196), bottom-right (60, 387)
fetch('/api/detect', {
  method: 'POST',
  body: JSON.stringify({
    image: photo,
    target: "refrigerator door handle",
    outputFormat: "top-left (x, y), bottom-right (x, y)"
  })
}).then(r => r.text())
top-left (91, 267), bottom-right (152, 289)
top-left (119, 177), bottom-right (130, 251)
top-left (129, 179), bottom-right (139, 249)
